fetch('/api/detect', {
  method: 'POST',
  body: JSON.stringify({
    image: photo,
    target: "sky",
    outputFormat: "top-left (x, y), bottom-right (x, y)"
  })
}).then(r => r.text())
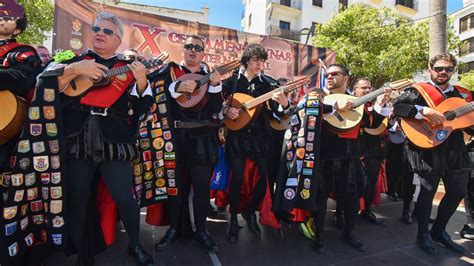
top-left (130, 0), bottom-right (466, 31)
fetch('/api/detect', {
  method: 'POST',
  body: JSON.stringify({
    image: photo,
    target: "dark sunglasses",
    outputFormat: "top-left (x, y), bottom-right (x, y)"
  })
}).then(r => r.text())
top-left (184, 43), bottom-right (204, 52)
top-left (433, 66), bottom-right (455, 73)
top-left (91, 25), bottom-right (118, 37)
top-left (324, 71), bottom-right (343, 78)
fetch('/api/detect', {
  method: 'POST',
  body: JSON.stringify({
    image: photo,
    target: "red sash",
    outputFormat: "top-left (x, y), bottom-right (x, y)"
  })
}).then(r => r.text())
top-left (170, 65), bottom-right (186, 81)
top-left (79, 56), bottom-right (135, 108)
top-left (453, 85), bottom-right (473, 102)
top-left (0, 41), bottom-right (36, 67)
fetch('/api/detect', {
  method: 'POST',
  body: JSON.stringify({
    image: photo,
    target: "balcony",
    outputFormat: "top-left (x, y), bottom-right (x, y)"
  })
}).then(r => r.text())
top-left (267, 25), bottom-right (300, 41)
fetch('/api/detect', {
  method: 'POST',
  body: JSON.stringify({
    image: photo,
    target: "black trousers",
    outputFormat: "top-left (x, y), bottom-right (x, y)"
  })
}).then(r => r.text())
top-left (313, 192), bottom-right (359, 236)
top-left (229, 157), bottom-right (268, 217)
top-left (416, 171), bottom-right (469, 234)
top-left (66, 158), bottom-right (140, 257)
top-left (363, 157), bottom-right (383, 212)
top-left (386, 142), bottom-right (414, 211)
top-left (465, 174), bottom-right (474, 225)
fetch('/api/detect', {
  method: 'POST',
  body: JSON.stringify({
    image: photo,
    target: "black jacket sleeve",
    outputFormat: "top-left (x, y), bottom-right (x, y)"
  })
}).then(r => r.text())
top-left (0, 46), bottom-right (41, 98)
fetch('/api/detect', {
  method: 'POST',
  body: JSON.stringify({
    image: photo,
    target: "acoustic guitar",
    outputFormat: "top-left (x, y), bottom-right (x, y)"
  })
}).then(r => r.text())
top-left (323, 79), bottom-right (413, 133)
top-left (224, 77), bottom-right (310, 131)
top-left (61, 52), bottom-right (169, 97)
top-left (0, 91), bottom-right (27, 145)
top-left (401, 97), bottom-right (474, 149)
top-left (176, 60), bottom-right (240, 110)
top-left (363, 117), bottom-right (388, 136)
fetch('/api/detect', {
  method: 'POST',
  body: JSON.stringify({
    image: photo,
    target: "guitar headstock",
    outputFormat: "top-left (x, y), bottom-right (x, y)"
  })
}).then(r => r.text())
top-left (143, 52), bottom-right (169, 69)
top-left (0, 0), bottom-right (24, 20)
top-left (388, 78), bottom-right (414, 91)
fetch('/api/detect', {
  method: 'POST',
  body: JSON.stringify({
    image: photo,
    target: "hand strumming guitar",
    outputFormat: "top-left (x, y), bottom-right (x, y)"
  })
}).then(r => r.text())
top-left (421, 107), bottom-right (446, 126)
top-left (334, 98), bottom-right (354, 111)
top-left (177, 80), bottom-right (197, 93)
top-left (224, 105), bottom-right (240, 120)
top-left (58, 59), bottom-right (108, 91)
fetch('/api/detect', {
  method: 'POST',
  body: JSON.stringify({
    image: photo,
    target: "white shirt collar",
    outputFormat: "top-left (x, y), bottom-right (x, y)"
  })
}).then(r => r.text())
top-left (428, 80), bottom-right (454, 93)
top-left (238, 67), bottom-right (263, 82)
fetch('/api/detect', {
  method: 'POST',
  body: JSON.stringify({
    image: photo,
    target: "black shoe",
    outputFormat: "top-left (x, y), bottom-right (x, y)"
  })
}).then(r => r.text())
top-left (360, 211), bottom-right (386, 226)
top-left (242, 211), bottom-right (261, 235)
top-left (430, 230), bottom-right (466, 254)
top-left (312, 234), bottom-right (326, 253)
top-left (429, 217), bottom-right (436, 224)
top-left (155, 228), bottom-right (178, 251)
top-left (193, 231), bottom-right (219, 253)
top-left (343, 231), bottom-right (367, 252)
top-left (390, 192), bottom-right (399, 201)
top-left (417, 233), bottom-right (437, 255)
top-left (460, 224), bottom-right (474, 240)
top-left (208, 205), bottom-right (219, 217)
top-left (333, 213), bottom-right (345, 229)
top-left (127, 245), bottom-right (154, 266)
top-left (400, 210), bottom-right (412, 224)
top-left (226, 219), bottom-right (241, 243)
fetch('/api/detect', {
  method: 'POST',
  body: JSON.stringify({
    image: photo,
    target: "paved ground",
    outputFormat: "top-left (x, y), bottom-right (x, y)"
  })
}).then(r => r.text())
top-left (47, 194), bottom-right (474, 266)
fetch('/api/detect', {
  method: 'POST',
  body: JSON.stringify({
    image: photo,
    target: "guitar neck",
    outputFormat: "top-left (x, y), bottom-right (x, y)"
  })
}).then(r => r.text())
top-left (244, 79), bottom-right (306, 109)
top-left (449, 102), bottom-right (474, 118)
top-left (352, 88), bottom-right (385, 107)
top-left (105, 56), bottom-right (166, 78)
top-left (197, 60), bottom-right (240, 85)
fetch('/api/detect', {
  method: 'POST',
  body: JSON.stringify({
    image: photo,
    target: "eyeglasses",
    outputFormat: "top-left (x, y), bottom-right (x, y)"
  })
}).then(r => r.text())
top-left (324, 71), bottom-right (343, 78)
top-left (184, 43), bottom-right (204, 52)
top-left (91, 26), bottom-right (118, 37)
top-left (433, 66), bottom-right (455, 73)
top-left (125, 55), bottom-right (137, 61)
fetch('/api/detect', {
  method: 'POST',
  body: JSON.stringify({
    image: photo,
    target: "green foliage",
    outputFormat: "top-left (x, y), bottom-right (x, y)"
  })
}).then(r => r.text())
top-left (313, 4), bottom-right (460, 88)
top-left (459, 71), bottom-right (474, 91)
top-left (16, 0), bottom-right (54, 45)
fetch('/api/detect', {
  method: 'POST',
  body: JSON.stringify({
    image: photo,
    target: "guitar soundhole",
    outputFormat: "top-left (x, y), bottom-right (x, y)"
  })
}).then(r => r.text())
top-left (186, 94), bottom-right (191, 100)
top-left (444, 111), bottom-right (455, 121)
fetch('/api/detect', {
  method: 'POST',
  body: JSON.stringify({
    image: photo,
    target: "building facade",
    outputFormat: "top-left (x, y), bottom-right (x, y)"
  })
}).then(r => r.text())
top-left (241, 0), bottom-right (430, 43)
top-left (451, 0), bottom-right (474, 73)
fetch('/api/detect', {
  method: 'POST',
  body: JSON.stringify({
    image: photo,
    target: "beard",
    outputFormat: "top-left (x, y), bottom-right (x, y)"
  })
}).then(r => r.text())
top-left (431, 74), bottom-right (451, 86)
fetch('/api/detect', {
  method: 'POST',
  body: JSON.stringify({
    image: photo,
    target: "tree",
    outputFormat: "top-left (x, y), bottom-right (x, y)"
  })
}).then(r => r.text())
top-left (313, 4), bottom-right (459, 88)
top-left (459, 71), bottom-right (474, 91)
top-left (429, 0), bottom-right (447, 58)
top-left (16, 0), bottom-right (54, 45)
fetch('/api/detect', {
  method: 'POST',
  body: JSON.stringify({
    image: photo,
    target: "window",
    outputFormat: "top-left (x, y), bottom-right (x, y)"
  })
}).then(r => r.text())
top-left (396, 0), bottom-right (414, 9)
top-left (281, 0), bottom-right (291, 7)
top-left (459, 61), bottom-right (474, 74)
top-left (339, 0), bottom-right (348, 7)
top-left (313, 0), bottom-right (323, 7)
top-left (460, 14), bottom-right (474, 33)
top-left (460, 37), bottom-right (474, 56)
top-left (280, 20), bottom-right (290, 30)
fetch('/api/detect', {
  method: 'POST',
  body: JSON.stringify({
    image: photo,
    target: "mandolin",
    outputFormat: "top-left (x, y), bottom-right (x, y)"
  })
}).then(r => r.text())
top-left (401, 97), bottom-right (474, 149)
top-left (0, 91), bottom-right (27, 144)
top-left (363, 117), bottom-right (388, 136)
top-left (224, 77), bottom-right (310, 131)
top-left (61, 52), bottom-right (169, 97)
top-left (176, 60), bottom-right (240, 110)
top-left (323, 79), bottom-right (413, 133)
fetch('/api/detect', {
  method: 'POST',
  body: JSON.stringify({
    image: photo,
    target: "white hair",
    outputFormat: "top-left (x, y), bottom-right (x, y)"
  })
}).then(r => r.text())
top-left (94, 12), bottom-right (124, 38)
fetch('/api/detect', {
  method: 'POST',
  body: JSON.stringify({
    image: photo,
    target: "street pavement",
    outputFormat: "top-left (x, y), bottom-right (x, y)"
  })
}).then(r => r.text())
top-left (46, 195), bottom-right (474, 266)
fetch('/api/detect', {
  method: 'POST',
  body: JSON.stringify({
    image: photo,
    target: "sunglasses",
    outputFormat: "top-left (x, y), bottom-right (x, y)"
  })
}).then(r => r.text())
top-left (184, 43), bottom-right (204, 52)
top-left (324, 71), bottom-right (343, 78)
top-left (0, 17), bottom-right (16, 23)
top-left (91, 25), bottom-right (118, 37)
top-left (433, 66), bottom-right (455, 73)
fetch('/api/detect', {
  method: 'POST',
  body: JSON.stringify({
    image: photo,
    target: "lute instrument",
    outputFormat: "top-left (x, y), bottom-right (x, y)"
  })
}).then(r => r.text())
top-left (176, 60), bottom-right (240, 110)
top-left (323, 79), bottom-right (413, 133)
top-left (0, 91), bottom-right (27, 144)
top-left (61, 52), bottom-right (169, 97)
top-left (224, 77), bottom-right (310, 131)
top-left (401, 97), bottom-right (474, 149)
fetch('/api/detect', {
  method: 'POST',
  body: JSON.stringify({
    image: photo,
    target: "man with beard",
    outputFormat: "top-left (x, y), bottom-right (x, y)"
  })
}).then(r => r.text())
top-left (152, 35), bottom-right (222, 252)
top-left (55, 12), bottom-right (153, 265)
top-left (311, 64), bottom-right (390, 253)
top-left (353, 78), bottom-right (388, 226)
top-left (394, 53), bottom-right (473, 255)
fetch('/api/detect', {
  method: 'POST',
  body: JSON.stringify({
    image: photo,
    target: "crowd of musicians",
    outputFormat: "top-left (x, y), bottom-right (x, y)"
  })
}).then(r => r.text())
top-left (0, 6), bottom-right (473, 266)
